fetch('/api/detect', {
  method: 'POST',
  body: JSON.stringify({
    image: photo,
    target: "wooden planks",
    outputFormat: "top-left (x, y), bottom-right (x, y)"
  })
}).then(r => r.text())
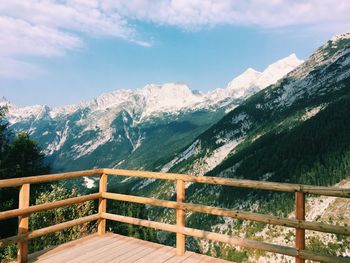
top-left (28, 233), bottom-right (231, 263)
top-left (28, 234), bottom-right (100, 262)
top-left (101, 213), bottom-right (350, 263)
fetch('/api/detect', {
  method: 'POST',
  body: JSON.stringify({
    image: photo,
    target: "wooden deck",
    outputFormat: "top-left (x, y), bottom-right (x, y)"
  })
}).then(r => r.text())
top-left (27, 233), bottom-right (232, 263)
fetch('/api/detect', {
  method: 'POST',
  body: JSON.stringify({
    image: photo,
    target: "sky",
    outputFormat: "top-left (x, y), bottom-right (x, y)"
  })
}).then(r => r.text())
top-left (0, 0), bottom-right (350, 107)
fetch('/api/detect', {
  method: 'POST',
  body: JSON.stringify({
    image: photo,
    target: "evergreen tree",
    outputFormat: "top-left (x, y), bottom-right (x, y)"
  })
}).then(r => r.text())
top-left (0, 109), bottom-right (50, 239)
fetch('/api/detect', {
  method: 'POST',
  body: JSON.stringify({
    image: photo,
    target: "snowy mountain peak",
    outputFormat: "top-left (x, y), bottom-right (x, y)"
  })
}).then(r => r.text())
top-left (138, 82), bottom-right (203, 117)
top-left (226, 68), bottom-right (262, 97)
top-left (244, 68), bottom-right (260, 74)
top-left (225, 54), bottom-right (303, 98)
top-left (141, 82), bottom-right (194, 96)
top-left (263, 54), bottom-right (302, 74)
top-left (330, 31), bottom-right (350, 43)
top-left (257, 53), bottom-right (303, 87)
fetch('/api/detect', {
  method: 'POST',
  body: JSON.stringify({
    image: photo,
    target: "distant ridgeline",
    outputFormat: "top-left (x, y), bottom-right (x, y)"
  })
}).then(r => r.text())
top-left (2, 32), bottom-right (350, 262)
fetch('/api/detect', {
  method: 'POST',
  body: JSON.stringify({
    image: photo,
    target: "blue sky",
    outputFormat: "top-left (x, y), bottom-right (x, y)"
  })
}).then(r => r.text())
top-left (0, 1), bottom-right (349, 107)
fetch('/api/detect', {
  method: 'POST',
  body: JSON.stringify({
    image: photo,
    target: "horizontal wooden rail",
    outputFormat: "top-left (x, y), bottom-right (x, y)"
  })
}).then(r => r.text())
top-left (104, 169), bottom-right (350, 198)
top-left (25, 214), bottom-right (99, 240)
top-left (1, 168), bottom-right (349, 198)
top-left (0, 169), bottom-right (103, 188)
top-left (0, 193), bottom-right (101, 220)
top-left (0, 214), bottom-right (99, 248)
top-left (101, 213), bottom-right (349, 263)
top-left (102, 192), bottom-right (350, 236)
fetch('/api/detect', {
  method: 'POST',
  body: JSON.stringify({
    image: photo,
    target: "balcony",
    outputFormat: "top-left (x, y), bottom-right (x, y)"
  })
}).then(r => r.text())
top-left (0, 169), bottom-right (349, 263)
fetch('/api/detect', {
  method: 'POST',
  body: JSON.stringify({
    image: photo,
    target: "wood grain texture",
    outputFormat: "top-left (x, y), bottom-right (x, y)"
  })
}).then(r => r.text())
top-left (0, 168), bottom-right (349, 197)
top-left (176, 179), bottom-right (185, 256)
top-left (27, 233), bottom-right (231, 263)
top-left (98, 173), bottom-right (107, 235)
top-left (18, 183), bottom-right (30, 263)
top-left (295, 191), bottom-right (305, 263)
top-left (0, 169), bottom-right (103, 188)
top-left (103, 168), bottom-right (350, 197)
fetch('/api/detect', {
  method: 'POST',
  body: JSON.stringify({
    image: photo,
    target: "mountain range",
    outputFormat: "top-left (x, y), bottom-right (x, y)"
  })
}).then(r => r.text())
top-left (1, 54), bottom-right (302, 173)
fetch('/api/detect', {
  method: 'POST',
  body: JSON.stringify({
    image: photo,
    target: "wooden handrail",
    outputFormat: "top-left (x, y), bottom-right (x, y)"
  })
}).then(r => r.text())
top-left (0, 193), bottom-right (101, 220)
top-left (103, 168), bottom-right (350, 197)
top-left (0, 169), bottom-right (103, 188)
top-left (1, 214), bottom-right (100, 247)
top-left (1, 168), bottom-right (349, 197)
top-left (0, 168), bottom-right (349, 263)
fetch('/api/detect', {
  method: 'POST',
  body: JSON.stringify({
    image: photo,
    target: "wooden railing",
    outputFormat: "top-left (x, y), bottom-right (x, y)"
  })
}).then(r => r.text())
top-left (0, 168), bottom-right (349, 263)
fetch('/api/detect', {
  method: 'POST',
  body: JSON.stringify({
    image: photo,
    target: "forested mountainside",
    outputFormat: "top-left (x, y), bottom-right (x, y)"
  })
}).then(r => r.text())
top-left (128, 32), bottom-right (350, 262)
top-left (2, 55), bottom-right (300, 174)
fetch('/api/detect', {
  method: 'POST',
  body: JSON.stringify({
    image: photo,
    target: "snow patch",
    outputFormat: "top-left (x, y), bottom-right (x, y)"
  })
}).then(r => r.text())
top-left (83, 177), bottom-right (95, 189)
top-left (161, 140), bottom-right (200, 172)
top-left (191, 138), bottom-right (243, 176)
top-left (301, 105), bottom-right (325, 121)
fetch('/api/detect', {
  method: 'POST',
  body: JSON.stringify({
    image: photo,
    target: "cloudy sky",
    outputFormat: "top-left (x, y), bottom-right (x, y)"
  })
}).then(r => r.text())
top-left (0, 0), bottom-right (349, 107)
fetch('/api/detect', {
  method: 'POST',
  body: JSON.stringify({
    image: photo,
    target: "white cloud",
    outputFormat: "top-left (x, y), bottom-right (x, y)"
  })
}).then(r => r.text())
top-left (0, 0), bottom-right (349, 78)
top-left (0, 0), bottom-right (142, 78)
top-left (0, 16), bottom-right (81, 57)
top-left (103, 0), bottom-right (350, 29)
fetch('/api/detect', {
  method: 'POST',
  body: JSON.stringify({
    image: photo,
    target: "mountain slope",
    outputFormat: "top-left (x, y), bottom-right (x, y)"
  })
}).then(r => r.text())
top-left (161, 32), bottom-right (350, 178)
top-left (135, 32), bottom-right (350, 261)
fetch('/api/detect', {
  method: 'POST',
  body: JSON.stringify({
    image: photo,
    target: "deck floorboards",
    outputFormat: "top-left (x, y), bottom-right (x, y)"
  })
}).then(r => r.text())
top-left (27, 233), bottom-right (232, 263)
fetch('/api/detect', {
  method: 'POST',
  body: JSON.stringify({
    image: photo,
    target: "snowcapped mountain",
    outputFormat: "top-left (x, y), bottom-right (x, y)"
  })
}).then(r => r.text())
top-left (158, 33), bottom-right (350, 177)
top-left (2, 54), bottom-right (301, 172)
top-left (225, 54), bottom-right (302, 98)
top-left (4, 54), bottom-right (302, 124)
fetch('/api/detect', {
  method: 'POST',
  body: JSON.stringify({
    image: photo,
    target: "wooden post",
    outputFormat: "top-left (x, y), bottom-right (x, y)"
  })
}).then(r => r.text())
top-left (18, 183), bottom-right (30, 263)
top-left (98, 174), bottom-right (107, 235)
top-left (295, 191), bottom-right (305, 263)
top-left (176, 179), bottom-right (185, 256)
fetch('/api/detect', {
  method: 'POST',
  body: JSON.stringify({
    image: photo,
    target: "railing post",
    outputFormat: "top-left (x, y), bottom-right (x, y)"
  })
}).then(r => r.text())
top-left (176, 179), bottom-right (185, 256)
top-left (295, 191), bottom-right (305, 263)
top-left (98, 173), bottom-right (107, 235)
top-left (18, 183), bottom-right (30, 263)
